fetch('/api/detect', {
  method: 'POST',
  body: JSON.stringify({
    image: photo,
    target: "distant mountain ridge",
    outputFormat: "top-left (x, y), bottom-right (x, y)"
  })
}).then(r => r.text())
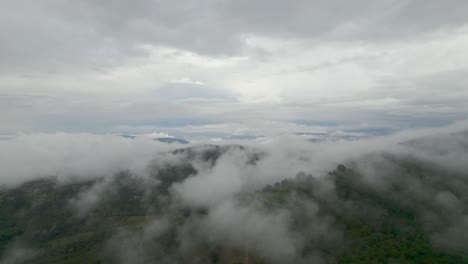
top-left (153, 137), bottom-right (189, 144)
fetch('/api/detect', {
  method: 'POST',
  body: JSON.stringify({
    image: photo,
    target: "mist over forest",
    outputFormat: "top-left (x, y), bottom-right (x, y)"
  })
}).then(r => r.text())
top-left (2, 0), bottom-right (468, 263)
top-left (0, 124), bottom-right (468, 263)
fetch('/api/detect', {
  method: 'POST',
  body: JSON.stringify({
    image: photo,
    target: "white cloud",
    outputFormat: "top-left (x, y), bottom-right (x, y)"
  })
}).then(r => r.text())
top-left (170, 77), bottom-right (205, 86)
top-left (0, 133), bottom-right (178, 186)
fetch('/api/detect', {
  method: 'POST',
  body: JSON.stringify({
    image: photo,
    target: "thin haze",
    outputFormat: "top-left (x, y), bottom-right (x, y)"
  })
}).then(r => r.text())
top-left (1, 0), bottom-right (468, 137)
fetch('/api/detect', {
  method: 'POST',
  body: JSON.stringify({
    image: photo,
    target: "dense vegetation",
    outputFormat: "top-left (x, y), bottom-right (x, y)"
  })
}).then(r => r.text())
top-left (1, 145), bottom-right (467, 263)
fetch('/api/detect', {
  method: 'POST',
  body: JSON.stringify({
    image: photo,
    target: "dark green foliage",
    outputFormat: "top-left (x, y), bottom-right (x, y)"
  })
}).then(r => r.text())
top-left (259, 161), bottom-right (468, 264)
top-left (1, 146), bottom-right (467, 263)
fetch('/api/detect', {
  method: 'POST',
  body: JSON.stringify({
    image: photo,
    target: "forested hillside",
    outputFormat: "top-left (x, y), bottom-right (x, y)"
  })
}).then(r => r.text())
top-left (1, 141), bottom-right (468, 263)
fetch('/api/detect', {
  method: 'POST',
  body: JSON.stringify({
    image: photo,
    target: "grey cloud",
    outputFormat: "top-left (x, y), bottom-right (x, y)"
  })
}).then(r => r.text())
top-left (2, 0), bottom-right (468, 73)
top-left (219, 0), bottom-right (468, 41)
top-left (0, 133), bottom-right (178, 186)
top-left (0, 242), bottom-right (36, 264)
top-left (157, 82), bottom-right (235, 101)
top-left (106, 218), bottom-right (172, 264)
top-left (0, 94), bottom-right (201, 134)
top-left (171, 147), bottom-right (259, 208)
top-left (201, 200), bottom-right (298, 263)
top-left (374, 67), bottom-right (468, 102)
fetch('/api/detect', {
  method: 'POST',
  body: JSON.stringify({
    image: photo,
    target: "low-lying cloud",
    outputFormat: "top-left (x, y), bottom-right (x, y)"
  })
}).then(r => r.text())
top-left (1, 122), bottom-right (468, 263)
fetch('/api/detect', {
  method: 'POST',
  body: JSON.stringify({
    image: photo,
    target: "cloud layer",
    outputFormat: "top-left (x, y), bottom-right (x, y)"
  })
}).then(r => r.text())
top-left (1, 1), bottom-right (468, 135)
top-left (1, 123), bottom-right (468, 262)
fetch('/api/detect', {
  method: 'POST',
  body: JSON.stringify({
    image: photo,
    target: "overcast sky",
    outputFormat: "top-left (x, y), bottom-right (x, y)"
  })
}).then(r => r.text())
top-left (1, 0), bottom-right (468, 138)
